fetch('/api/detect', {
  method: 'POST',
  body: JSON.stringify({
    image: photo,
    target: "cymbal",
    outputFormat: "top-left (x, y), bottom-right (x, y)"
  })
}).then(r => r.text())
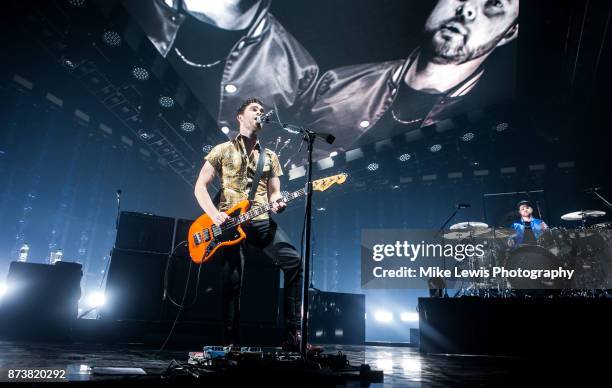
top-left (474, 227), bottom-right (516, 239)
top-left (561, 210), bottom-right (606, 221)
top-left (449, 221), bottom-right (489, 231)
top-left (443, 231), bottom-right (476, 240)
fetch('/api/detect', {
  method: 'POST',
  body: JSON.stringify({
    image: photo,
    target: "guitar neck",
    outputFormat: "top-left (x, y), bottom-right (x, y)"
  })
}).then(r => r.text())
top-left (225, 187), bottom-right (307, 228)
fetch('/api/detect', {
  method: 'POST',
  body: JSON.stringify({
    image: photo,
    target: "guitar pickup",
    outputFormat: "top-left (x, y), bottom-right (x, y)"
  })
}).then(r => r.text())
top-left (203, 229), bottom-right (211, 242)
top-left (193, 232), bottom-right (203, 245)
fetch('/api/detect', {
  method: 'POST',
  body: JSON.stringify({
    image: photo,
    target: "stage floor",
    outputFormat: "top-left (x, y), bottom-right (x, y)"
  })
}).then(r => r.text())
top-left (0, 340), bottom-right (594, 386)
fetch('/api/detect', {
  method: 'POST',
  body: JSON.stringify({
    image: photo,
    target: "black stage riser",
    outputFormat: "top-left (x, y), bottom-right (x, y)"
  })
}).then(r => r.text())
top-left (418, 297), bottom-right (612, 356)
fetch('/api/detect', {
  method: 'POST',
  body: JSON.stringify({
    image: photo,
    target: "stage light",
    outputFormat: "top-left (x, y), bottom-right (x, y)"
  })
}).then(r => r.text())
top-left (181, 121), bottom-right (196, 132)
top-left (495, 122), bottom-right (509, 132)
top-left (359, 120), bottom-right (370, 128)
top-left (329, 151), bottom-right (338, 157)
top-left (317, 157), bottom-right (334, 170)
top-left (202, 144), bottom-right (213, 153)
top-left (429, 144), bottom-right (442, 153)
top-left (0, 283), bottom-right (8, 297)
top-left (400, 312), bottom-right (419, 322)
top-left (345, 148), bottom-right (364, 162)
top-left (392, 185), bottom-right (400, 189)
top-left (138, 130), bottom-right (154, 140)
top-left (334, 329), bottom-right (344, 337)
top-left (315, 330), bottom-right (324, 337)
top-left (398, 153), bottom-right (411, 162)
top-left (68, 0), bottom-right (86, 8)
top-left (102, 30), bottom-right (121, 46)
top-left (221, 126), bottom-right (230, 134)
top-left (461, 132), bottom-right (475, 142)
top-left (132, 67), bottom-right (150, 81)
top-left (374, 311), bottom-right (393, 323)
top-left (87, 292), bottom-right (106, 307)
top-left (159, 96), bottom-right (175, 108)
top-left (316, 207), bottom-right (326, 212)
top-left (367, 163), bottom-right (379, 171)
top-left (61, 57), bottom-right (80, 70)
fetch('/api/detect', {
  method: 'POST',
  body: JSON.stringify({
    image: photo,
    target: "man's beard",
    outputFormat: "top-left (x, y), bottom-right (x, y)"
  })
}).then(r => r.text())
top-left (425, 24), bottom-right (502, 65)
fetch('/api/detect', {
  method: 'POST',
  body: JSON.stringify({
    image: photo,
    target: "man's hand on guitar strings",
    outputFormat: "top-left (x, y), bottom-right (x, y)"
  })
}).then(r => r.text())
top-left (271, 199), bottom-right (287, 214)
top-left (212, 211), bottom-right (230, 226)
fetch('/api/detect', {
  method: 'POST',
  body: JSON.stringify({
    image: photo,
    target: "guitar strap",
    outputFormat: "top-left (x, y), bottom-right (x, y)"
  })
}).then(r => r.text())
top-left (248, 148), bottom-right (266, 202)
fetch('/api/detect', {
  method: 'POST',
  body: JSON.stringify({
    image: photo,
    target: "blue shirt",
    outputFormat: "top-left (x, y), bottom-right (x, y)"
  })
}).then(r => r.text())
top-left (510, 218), bottom-right (547, 247)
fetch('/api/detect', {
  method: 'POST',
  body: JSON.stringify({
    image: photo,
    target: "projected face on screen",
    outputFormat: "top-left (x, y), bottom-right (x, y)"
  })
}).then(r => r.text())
top-left (297, 0), bottom-right (520, 160)
top-left (125, 0), bottom-right (520, 167)
top-left (424, 0), bottom-right (519, 64)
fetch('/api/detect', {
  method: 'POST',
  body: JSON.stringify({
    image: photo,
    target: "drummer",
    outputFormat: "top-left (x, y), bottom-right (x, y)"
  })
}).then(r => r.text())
top-left (508, 200), bottom-right (548, 248)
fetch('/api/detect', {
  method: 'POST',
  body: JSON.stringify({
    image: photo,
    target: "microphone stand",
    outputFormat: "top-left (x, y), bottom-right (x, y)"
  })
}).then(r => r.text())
top-left (96, 190), bottom-right (122, 317)
top-left (266, 118), bottom-right (334, 356)
top-left (434, 205), bottom-right (469, 298)
top-left (115, 189), bottom-right (122, 229)
top-left (588, 189), bottom-right (612, 211)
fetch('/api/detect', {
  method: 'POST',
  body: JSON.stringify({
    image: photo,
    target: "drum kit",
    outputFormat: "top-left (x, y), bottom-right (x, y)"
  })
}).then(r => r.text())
top-left (442, 209), bottom-right (611, 297)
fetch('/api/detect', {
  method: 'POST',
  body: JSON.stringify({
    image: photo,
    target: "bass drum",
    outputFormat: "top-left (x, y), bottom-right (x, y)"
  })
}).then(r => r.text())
top-left (538, 227), bottom-right (574, 260)
top-left (504, 245), bottom-right (570, 289)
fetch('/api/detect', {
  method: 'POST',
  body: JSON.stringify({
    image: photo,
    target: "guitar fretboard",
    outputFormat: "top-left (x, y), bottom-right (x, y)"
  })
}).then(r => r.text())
top-left (220, 187), bottom-right (306, 231)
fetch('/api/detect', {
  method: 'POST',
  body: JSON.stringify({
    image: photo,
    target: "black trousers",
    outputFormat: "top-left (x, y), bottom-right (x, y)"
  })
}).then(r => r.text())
top-left (221, 217), bottom-right (302, 344)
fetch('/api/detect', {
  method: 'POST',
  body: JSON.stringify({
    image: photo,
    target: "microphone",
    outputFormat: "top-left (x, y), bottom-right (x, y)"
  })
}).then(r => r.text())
top-left (456, 203), bottom-right (471, 209)
top-left (256, 110), bottom-right (275, 124)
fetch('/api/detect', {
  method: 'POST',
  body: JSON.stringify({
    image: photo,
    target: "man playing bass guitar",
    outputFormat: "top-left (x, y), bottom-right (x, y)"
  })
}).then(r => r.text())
top-left (194, 98), bottom-right (303, 351)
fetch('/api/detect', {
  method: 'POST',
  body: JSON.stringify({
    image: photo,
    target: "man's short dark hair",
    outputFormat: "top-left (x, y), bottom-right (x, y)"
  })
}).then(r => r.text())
top-left (236, 98), bottom-right (264, 116)
top-left (517, 200), bottom-right (533, 210)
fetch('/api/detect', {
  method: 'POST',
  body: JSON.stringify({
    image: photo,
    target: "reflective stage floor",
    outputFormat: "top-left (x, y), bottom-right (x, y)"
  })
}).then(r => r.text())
top-left (0, 340), bottom-right (600, 386)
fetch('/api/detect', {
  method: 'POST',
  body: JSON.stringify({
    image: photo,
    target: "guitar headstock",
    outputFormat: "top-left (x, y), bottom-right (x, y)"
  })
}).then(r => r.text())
top-left (312, 173), bottom-right (347, 192)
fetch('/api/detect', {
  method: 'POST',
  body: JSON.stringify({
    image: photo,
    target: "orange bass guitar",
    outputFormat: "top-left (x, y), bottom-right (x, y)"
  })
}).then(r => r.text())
top-left (188, 174), bottom-right (347, 264)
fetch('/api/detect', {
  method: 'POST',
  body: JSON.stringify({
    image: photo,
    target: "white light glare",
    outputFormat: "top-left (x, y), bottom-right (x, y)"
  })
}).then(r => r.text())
top-left (400, 312), bottom-right (419, 322)
top-left (87, 292), bottom-right (106, 307)
top-left (374, 311), bottom-right (393, 323)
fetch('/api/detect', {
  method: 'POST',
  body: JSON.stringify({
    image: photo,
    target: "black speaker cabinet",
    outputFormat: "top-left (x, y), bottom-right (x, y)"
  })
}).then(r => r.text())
top-left (162, 245), bottom-right (280, 326)
top-left (173, 218), bottom-right (193, 258)
top-left (168, 218), bottom-right (281, 325)
top-left (101, 248), bottom-right (167, 321)
top-left (277, 290), bottom-right (366, 345)
top-left (0, 261), bottom-right (82, 339)
top-left (162, 255), bottom-right (224, 323)
top-left (115, 211), bottom-right (175, 253)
